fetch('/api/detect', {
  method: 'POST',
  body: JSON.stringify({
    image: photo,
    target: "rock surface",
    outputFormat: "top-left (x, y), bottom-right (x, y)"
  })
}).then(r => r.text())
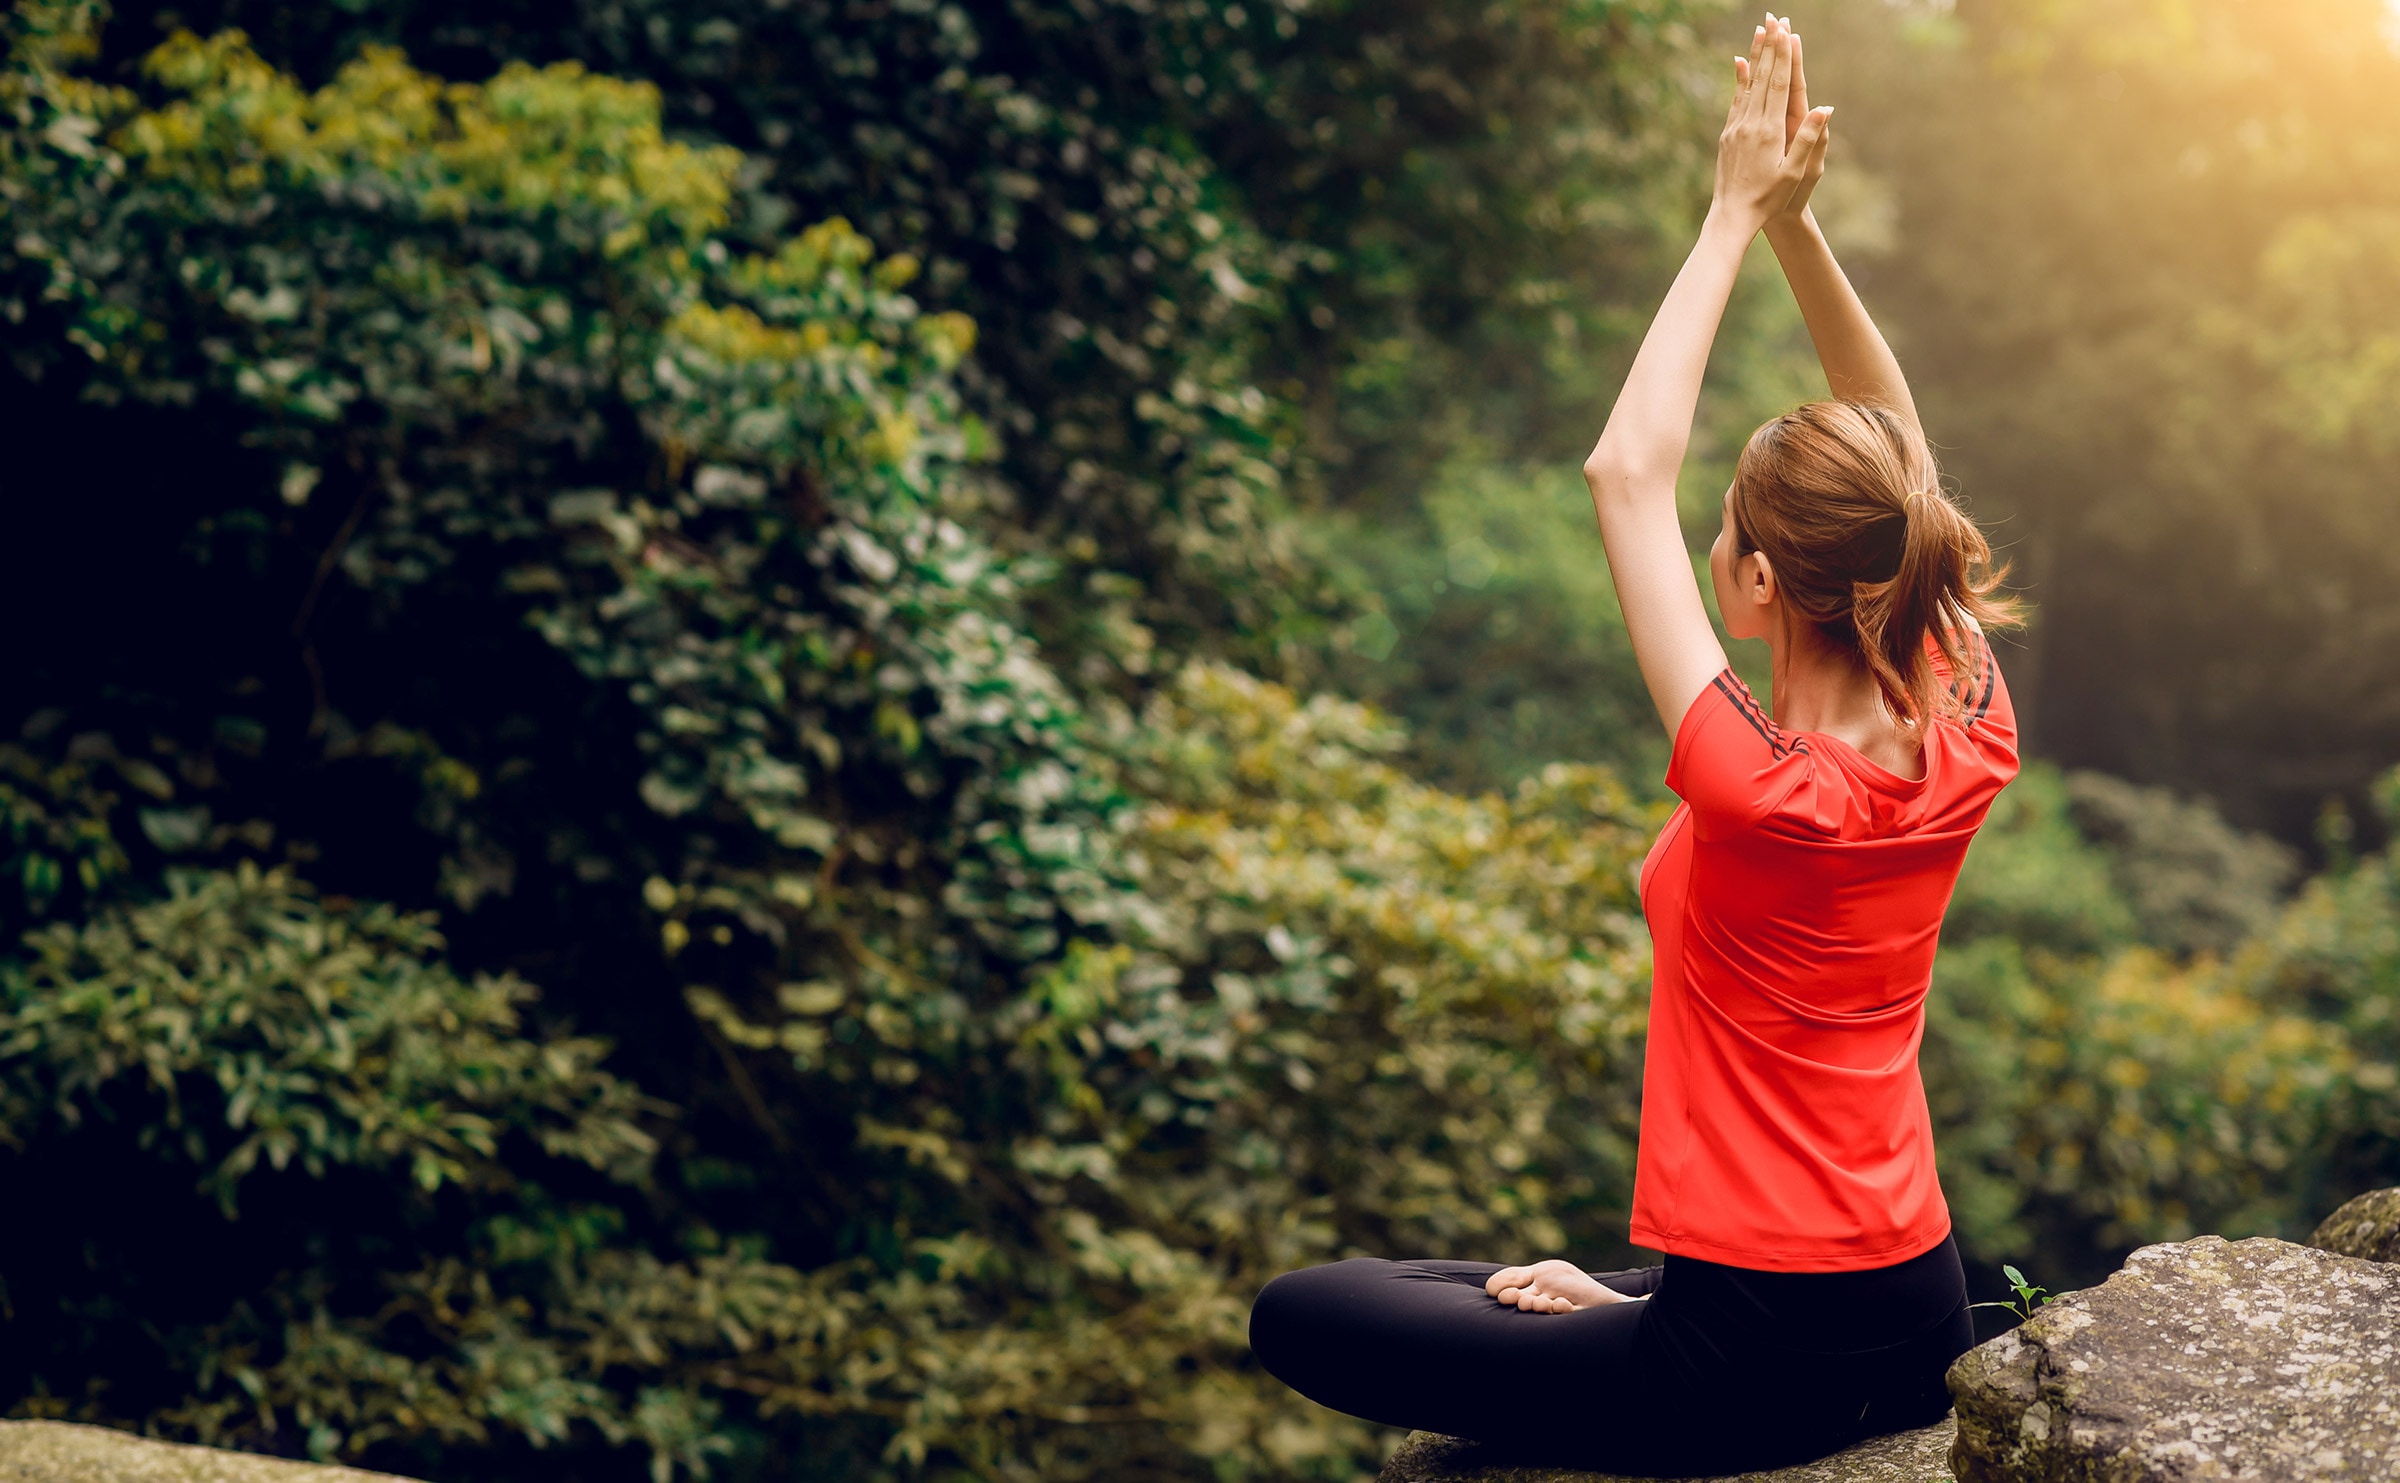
top-left (0, 1422), bottom-right (416, 1483)
top-left (1377, 1419), bottom-right (1956, 1483)
top-left (1948, 1236), bottom-right (2400, 1482)
top-left (2308, 1185), bottom-right (2400, 1264)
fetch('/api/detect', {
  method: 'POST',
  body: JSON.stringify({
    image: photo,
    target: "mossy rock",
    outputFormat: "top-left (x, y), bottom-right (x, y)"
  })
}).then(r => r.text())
top-left (0, 1422), bottom-right (418, 1483)
top-left (2309, 1186), bottom-right (2400, 1264)
top-left (1378, 1418), bottom-right (1954, 1482)
top-left (1947, 1237), bottom-right (2400, 1482)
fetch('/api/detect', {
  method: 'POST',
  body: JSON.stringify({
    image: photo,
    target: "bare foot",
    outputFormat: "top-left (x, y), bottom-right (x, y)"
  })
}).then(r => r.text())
top-left (1485, 1259), bottom-right (1645, 1314)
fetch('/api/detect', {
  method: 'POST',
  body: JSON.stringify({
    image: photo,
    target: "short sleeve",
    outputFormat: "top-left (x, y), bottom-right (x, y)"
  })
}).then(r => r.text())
top-left (1665, 672), bottom-right (1811, 826)
top-left (1934, 633), bottom-right (2017, 761)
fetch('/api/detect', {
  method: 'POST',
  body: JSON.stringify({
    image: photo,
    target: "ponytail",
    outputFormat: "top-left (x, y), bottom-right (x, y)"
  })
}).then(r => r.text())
top-left (1729, 401), bottom-right (2019, 727)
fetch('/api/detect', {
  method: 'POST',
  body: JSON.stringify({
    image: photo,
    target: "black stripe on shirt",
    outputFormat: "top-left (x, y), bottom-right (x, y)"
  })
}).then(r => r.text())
top-left (1964, 643), bottom-right (1997, 729)
top-left (1713, 671), bottom-right (1807, 759)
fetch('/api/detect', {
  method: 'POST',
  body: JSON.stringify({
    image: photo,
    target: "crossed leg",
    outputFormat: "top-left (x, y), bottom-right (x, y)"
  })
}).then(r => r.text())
top-left (1247, 1259), bottom-right (1661, 1444)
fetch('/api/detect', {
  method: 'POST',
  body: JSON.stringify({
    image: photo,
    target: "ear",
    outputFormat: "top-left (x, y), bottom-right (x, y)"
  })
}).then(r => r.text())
top-left (1740, 549), bottom-right (1780, 611)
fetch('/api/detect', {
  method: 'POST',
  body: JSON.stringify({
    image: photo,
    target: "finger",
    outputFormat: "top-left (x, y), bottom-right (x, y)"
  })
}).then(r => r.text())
top-left (1740, 22), bottom-right (1769, 118)
top-left (1780, 106), bottom-right (1831, 204)
top-left (1787, 31), bottom-right (1810, 144)
top-left (1764, 27), bottom-right (1793, 127)
top-left (1805, 106), bottom-right (1834, 174)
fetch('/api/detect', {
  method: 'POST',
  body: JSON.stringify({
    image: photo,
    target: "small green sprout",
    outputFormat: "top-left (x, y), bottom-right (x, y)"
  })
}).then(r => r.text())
top-left (1969, 1263), bottom-right (2052, 1324)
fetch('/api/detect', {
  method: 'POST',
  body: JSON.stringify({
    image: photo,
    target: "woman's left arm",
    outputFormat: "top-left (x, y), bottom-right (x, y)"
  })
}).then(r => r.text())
top-left (1582, 18), bottom-right (1831, 737)
top-left (1756, 32), bottom-right (1914, 431)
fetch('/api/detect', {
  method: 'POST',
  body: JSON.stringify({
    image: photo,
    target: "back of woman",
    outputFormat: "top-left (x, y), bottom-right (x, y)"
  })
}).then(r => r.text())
top-left (1248, 18), bottom-right (2020, 1475)
top-left (1641, 518), bottom-right (2018, 1272)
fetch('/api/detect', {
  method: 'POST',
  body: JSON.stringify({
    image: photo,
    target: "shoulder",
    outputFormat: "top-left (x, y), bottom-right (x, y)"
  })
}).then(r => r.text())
top-left (1668, 671), bottom-right (1814, 824)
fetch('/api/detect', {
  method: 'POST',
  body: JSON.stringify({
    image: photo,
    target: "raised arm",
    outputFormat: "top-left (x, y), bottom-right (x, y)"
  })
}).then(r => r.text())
top-left (1762, 33), bottom-right (1918, 429)
top-left (1582, 17), bottom-right (1831, 736)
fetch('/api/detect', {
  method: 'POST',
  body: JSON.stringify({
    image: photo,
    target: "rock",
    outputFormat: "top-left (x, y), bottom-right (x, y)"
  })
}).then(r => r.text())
top-left (0, 1422), bottom-right (418, 1483)
top-left (1947, 1236), bottom-right (2400, 1482)
top-left (1377, 1418), bottom-right (1956, 1483)
top-left (2309, 1186), bottom-right (2400, 1264)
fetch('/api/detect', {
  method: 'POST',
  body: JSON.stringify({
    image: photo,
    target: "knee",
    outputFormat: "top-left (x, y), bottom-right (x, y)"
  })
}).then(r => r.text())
top-left (1246, 1268), bottom-right (1312, 1373)
top-left (1247, 1261), bottom-right (1360, 1376)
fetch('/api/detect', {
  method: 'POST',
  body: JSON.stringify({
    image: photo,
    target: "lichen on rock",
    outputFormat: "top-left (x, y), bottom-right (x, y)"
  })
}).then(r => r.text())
top-left (2309, 1186), bottom-right (2400, 1264)
top-left (1947, 1236), bottom-right (2400, 1482)
top-left (1377, 1419), bottom-right (1956, 1483)
top-left (0, 1422), bottom-right (418, 1483)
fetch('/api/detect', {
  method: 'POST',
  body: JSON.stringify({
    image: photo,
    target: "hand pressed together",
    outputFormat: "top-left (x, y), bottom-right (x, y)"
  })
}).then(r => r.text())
top-left (1484, 1259), bottom-right (1646, 1314)
top-left (1714, 13), bottom-right (1832, 234)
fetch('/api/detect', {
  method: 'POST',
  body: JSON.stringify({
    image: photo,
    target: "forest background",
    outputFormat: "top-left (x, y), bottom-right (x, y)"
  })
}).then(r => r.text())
top-left (3, 0), bottom-right (2399, 1479)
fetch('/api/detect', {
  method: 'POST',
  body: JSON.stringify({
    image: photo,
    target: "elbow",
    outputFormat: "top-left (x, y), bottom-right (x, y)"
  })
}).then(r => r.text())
top-left (1580, 446), bottom-right (1659, 507)
top-left (1580, 447), bottom-right (1627, 494)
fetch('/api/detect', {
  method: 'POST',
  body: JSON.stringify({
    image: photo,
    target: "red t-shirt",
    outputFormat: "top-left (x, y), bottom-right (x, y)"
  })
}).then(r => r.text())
top-left (1630, 639), bottom-right (2017, 1271)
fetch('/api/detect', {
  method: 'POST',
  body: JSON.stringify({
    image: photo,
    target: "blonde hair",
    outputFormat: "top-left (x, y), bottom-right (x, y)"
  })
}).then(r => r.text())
top-left (1730, 400), bottom-right (2020, 726)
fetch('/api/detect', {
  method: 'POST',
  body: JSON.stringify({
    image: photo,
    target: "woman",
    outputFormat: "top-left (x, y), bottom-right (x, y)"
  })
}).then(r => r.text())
top-left (1248, 16), bottom-right (2019, 1475)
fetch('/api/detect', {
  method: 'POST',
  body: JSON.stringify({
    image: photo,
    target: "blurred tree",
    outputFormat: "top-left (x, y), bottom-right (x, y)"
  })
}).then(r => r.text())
top-left (1926, 762), bottom-right (2355, 1285)
top-left (1799, 0), bottom-right (2400, 836)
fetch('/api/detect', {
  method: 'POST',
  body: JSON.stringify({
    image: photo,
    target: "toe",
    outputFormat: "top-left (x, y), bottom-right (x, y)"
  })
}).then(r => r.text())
top-left (1486, 1266), bottom-right (1534, 1298)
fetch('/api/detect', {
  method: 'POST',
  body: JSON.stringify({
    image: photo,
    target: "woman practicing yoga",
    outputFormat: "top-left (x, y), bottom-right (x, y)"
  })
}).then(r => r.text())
top-left (1249, 15), bottom-right (2020, 1475)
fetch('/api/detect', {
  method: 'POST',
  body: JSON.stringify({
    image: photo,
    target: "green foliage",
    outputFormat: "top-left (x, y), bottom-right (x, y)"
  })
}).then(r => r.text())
top-left (1968, 1263), bottom-right (2051, 1325)
top-left (0, 865), bottom-right (708, 1471)
top-left (1942, 763), bottom-right (2295, 959)
top-left (2060, 771), bottom-right (2297, 957)
top-left (2220, 824), bottom-right (2400, 1186)
top-left (1810, 0), bottom-right (2400, 830)
top-left (1925, 932), bottom-right (2352, 1282)
top-left (1929, 763), bottom-right (2366, 1282)
top-left (0, 735), bottom-right (136, 929)
top-left (0, 864), bottom-right (656, 1203)
top-left (0, 17), bottom-right (1672, 1480)
top-left (94, 0), bottom-right (1718, 684)
top-left (1320, 456), bottom-right (1665, 789)
top-left (1942, 765), bottom-right (2141, 956)
top-left (4, 2), bottom-right (2400, 1479)
top-left (1112, 666), bottom-right (1660, 1264)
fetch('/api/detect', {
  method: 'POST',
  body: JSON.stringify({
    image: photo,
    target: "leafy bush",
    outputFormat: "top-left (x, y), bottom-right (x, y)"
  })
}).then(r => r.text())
top-left (4, 5), bottom-right (2399, 1478)
top-left (0, 16), bottom-right (1666, 1479)
top-left (1929, 762), bottom-right (2382, 1283)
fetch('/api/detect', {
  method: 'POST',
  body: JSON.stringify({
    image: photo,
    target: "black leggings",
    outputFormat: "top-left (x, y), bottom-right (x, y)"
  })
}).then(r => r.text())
top-left (1249, 1236), bottom-right (1971, 1476)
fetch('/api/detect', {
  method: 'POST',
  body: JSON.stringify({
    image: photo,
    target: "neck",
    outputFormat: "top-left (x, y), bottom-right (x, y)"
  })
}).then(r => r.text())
top-left (1766, 616), bottom-right (1925, 778)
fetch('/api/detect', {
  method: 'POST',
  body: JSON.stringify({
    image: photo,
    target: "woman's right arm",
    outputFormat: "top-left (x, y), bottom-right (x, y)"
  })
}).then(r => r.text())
top-left (1760, 35), bottom-right (1918, 430)
top-left (1583, 18), bottom-right (1831, 736)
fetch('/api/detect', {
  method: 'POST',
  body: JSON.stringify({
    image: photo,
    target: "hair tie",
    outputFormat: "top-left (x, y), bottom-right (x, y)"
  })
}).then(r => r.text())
top-left (1904, 489), bottom-right (1931, 516)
